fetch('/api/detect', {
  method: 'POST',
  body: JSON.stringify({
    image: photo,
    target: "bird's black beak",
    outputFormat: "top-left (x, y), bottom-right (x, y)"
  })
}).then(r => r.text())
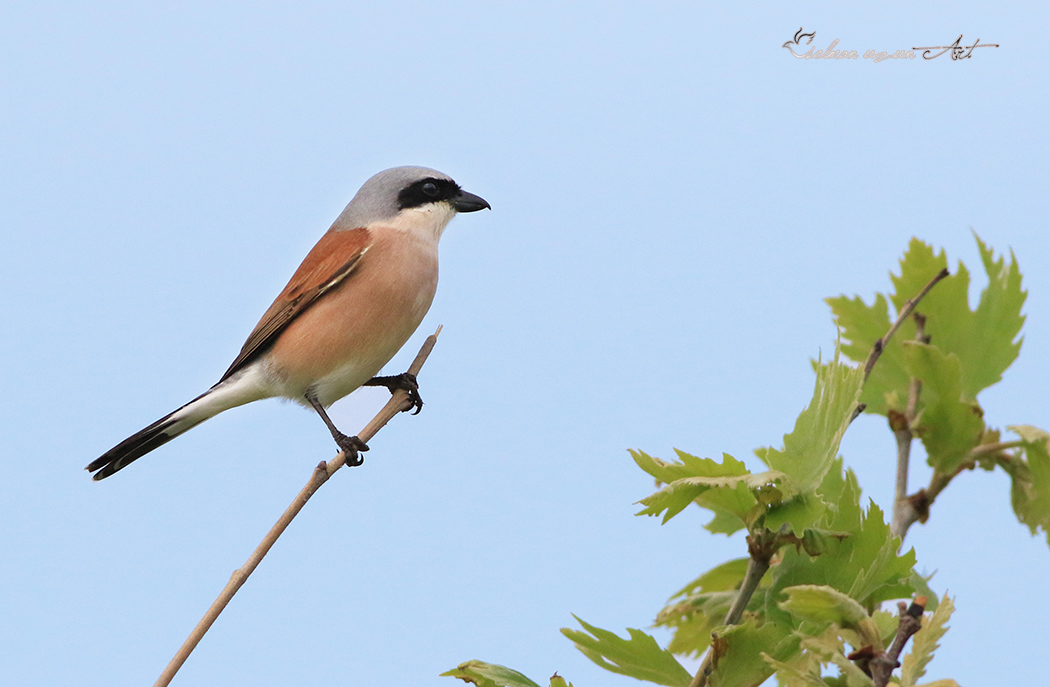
top-left (453, 190), bottom-right (491, 213)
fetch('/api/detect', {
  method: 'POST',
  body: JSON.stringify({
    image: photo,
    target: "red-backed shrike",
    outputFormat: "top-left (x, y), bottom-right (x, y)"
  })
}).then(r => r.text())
top-left (87, 166), bottom-right (489, 480)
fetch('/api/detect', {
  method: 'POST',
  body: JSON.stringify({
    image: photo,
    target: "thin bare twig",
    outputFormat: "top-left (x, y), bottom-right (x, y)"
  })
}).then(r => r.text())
top-left (871, 597), bottom-right (926, 687)
top-left (893, 440), bottom-right (1026, 538)
top-left (861, 268), bottom-right (949, 381)
top-left (966, 440), bottom-right (1025, 461)
top-left (153, 327), bottom-right (443, 687)
top-left (890, 316), bottom-right (927, 539)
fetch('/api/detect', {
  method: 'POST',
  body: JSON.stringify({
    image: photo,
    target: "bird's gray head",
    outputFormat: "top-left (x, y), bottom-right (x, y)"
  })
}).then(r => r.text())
top-left (333, 166), bottom-right (489, 230)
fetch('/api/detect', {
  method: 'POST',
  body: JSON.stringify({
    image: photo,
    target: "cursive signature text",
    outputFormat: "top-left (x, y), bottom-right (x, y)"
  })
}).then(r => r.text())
top-left (912, 35), bottom-right (999, 60)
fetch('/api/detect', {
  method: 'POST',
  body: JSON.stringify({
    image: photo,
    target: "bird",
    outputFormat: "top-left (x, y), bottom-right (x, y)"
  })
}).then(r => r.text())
top-left (86, 166), bottom-right (489, 480)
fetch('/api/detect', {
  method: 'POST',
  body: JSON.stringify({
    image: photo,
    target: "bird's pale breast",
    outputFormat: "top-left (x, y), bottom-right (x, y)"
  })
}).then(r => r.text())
top-left (263, 228), bottom-right (439, 405)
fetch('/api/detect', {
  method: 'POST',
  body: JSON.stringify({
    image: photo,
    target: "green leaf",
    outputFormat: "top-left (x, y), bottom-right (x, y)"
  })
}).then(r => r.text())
top-left (899, 594), bottom-right (954, 687)
top-left (778, 585), bottom-right (869, 628)
top-left (635, 347), bottom-right (864, 535)
top-left (778, 585), bottom-right (886, 655)
top-left (816, 460), bottom-right (863, 534)
top-left (764, 494), bottom-right (832, 535)
top-left (657, 559), bottom-right (757, 657)
top-left (827, 290), bottom-right (907, 416)
top-left (798, 528), bottom-right (850, 557)
top-left (870, 608), bottom-right (902, 648)
top-left (441, 661), bottom-right (542, 687)
top-left (632, 450), bottom-right (782, 532)
top-left (888, 235), bottom-right (1027, 399)
top-left (709, 620), bottom-right (796, 687)
top-left (830, 236), bottom-right (1026, 416)
top-left (634, 449), bottom-right (751, 484)
top-left (964, 235), bottom-right (1027, 394)
top-left (1003, 425), bottom-right (1050, 546)
top-left (668, 558), bottom-right (750, 599)
top-left (901, 343), bottom-right (985, 474)
top-left (656, 591), bottom-right (737, 657)
top-left (756, 349), bottom-right (865, 497)
top-left (755, 350), bottom-right (865, 534)
top-left (561, 616), bottom-right (691, 687)
top-left (766, 501), bottom-right (918, 629)
top-left (763, 654), bottom-right (835, 687)
top-left (845, 502), bottom-right (916, 603)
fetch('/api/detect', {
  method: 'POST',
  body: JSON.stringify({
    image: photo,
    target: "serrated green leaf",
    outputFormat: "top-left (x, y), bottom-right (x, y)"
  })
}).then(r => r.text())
top-left (1002, 426), bottom-right (1050, 546)
top-left (779, 585), bottom-right (869, 628)
top-left (870, 608), bottom-right (901, 647)
top-left (827, 651), bottom-right (873, 687)
top-left (966, 235), bottom-right (1026, 393)
top-left (832, 236), bottom-right (1026, 417)
top-left (656, 591), bottom-right (736, 657)
top-left (899, 594), bottom-right (954, 687)
top-left (562, 616), bottom-right (691, 687)
top-left (766, 501), bottom-right (918, 629)
top-left (634, 449), bottom-right (750, 484)
top-left (798, 528), bottom-right (850, 557)
top-left (1010, 425), bottom-right (1050, 444)
top-left (846, 502), bottom-right (915, 603)
top-left (778, 585), bottom-right (885, 655)
top-left (632, 450), bottom-right (784, 531)
top-left (756, 349), bottom-right (865, 498)
top-left (892, 235), bottom-right (1026, 399)
top-left (709, 620), bottom-right (796, 687)
top-left (548, 674), bottom-right (571, 687)
top-left (636, 473), bottom-right (781, 529)
top-left (817, 461), bottom-right (864, 534)
top-left (441, 661), bottom-right (542, 687)
top-left (669, 558), bottom-right (750, 600)
top-left (765, 494), bottom-right (830, 534)
top-left (901, 342), bottom-right (985, 473)
top-left (763, 654), bottom-right (834, 687)
top-left (827, 291), bottom-right (908, 416)
top-left (791, 626), bottom-right (873, 687)
top-left (658, 559), bottom-right (761, 657)
top-left (755, 350), bottom-right (866, 534)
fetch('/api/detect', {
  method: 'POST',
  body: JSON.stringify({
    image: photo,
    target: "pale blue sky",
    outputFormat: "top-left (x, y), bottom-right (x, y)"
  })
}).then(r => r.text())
top-left (2, 3), bottom-right (1047, 686)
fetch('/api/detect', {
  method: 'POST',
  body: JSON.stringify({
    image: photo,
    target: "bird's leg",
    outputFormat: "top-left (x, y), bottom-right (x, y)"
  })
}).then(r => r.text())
top-left (362, 372), bottom-right (424, 414)
top-left (306, 393), bottom-right (369, 466)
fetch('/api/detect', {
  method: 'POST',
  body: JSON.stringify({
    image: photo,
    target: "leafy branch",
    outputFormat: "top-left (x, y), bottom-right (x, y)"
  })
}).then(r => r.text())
top-left (685, 266), bottom-right (948, 687)
top-left (446, 235), bottom-right (1045, 687)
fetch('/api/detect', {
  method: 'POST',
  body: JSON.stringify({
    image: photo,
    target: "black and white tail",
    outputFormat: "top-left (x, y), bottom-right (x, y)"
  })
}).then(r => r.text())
top-left (86, 372), bottom-right (267, 480)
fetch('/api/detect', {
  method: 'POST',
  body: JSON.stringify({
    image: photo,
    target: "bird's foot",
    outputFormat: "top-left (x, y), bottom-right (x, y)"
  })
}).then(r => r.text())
top-left (334, 433), bottom-right (369, 467)
top-left (364, 372), bottom-right (423, 414)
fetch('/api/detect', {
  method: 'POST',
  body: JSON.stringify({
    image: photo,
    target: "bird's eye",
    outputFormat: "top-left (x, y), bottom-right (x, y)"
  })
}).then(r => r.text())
top-left (422, 182), bottom-right (439, 197)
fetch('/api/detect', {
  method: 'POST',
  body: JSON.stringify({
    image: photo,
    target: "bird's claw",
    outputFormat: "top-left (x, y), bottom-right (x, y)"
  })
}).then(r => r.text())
top-left (364, 372), bottom-right (424, 414)
top-left (335, 434), bottom-right (369, 467)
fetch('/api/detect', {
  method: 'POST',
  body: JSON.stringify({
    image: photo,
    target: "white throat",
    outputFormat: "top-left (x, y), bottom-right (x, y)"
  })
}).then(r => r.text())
top-left (388, 202), bottom-right (458, 245)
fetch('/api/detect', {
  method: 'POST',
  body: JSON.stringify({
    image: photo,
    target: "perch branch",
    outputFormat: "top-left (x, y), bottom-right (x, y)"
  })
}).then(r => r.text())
top-left (153, 326), bottom-right (443, 687)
